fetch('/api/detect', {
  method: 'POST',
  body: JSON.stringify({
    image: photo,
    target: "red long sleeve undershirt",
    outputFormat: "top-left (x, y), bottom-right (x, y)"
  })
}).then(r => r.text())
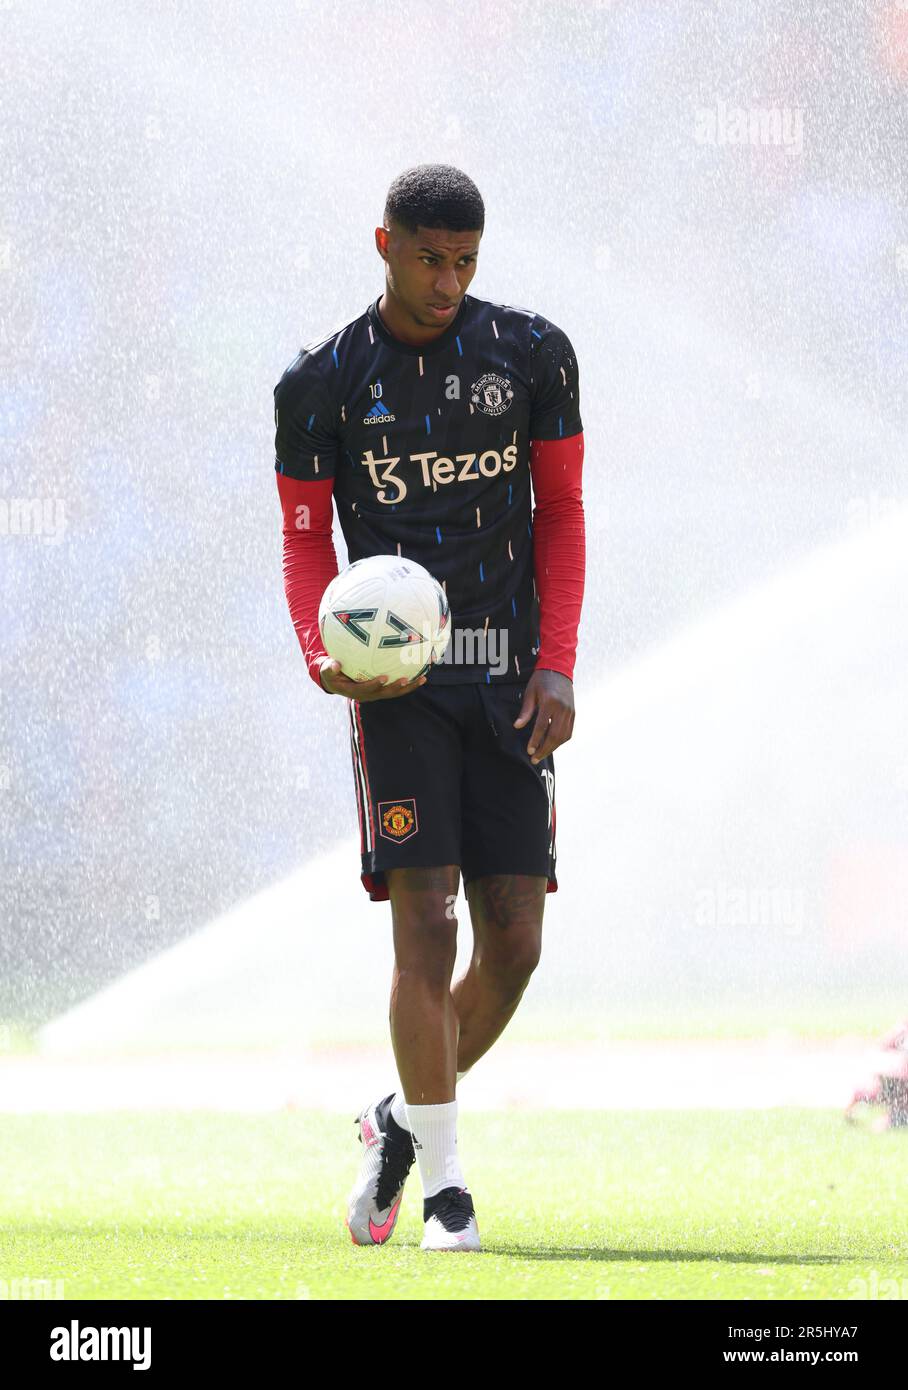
top-left (528, 432), bottom-right (586, 681)
top-left (276, 473), bottom-right (338, 689)
top-left (276, 429), bottom-right (586, 687)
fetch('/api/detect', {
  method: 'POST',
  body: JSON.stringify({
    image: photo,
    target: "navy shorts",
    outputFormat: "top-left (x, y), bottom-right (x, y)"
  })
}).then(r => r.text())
top-left (346, 681), bottom-right (557, 902)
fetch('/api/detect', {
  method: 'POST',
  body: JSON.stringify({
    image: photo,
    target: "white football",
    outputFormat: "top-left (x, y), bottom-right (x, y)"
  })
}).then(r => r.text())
top-left (318, 554), bottom-right (451, 683)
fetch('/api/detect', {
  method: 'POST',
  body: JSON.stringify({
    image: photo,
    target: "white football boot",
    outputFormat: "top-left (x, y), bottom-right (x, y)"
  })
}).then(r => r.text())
top-left (345, 1094), bottom-right (415, 1246)
top-left (421, 1186), bottom-right (481, 1252)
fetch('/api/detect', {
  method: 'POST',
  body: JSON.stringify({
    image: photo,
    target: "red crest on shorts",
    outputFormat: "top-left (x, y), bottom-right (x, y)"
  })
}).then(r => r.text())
top-left (378, 798), bottom-right (418, 842)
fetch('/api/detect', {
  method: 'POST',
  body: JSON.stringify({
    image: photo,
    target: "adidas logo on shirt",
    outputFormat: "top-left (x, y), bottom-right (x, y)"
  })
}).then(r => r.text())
top-left (364, 400), bottom-right (396, 425)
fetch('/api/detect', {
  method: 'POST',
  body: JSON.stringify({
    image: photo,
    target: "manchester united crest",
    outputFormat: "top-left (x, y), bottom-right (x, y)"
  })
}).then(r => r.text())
top-left (470, 371), bottom-right (514, 417)
top-left (379, 798), bottom-right (419, 842)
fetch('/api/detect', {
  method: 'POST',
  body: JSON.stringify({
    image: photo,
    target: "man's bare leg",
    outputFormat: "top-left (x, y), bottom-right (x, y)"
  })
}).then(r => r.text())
top-left (386, 864), bottom-right (461, 1104)
top-left (386, 869), bottom-right (545, 1088)
top-left (346, 863), bottom-right (462, 1247)
top-left (384, 863), bottom-right (482, 1247)
top-left (451, 874), bottom-right (546, 1075)
top-left (375, 867), bottom-right (542, 1253)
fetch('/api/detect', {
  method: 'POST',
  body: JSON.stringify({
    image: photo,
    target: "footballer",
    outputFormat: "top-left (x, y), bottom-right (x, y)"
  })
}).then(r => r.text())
top-left (274, 165), bottom-right (585, 1251)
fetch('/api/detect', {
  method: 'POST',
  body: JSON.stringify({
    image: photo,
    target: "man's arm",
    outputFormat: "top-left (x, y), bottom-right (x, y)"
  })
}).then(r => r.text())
top-left (513, 313), bottom-right (585, 760)
top-left (272, 351), bottom-right (343, 689)
top-left (272, 359), bottom-right (430, 702)
top-left (529, 431), bottom-right (586, 681)
top-left (275, 472), bottom-right (339, 689)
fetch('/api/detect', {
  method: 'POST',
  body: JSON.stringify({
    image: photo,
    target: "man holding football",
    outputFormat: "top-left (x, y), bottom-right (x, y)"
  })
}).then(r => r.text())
top-left (274, 164), bottom-right (585, 1251)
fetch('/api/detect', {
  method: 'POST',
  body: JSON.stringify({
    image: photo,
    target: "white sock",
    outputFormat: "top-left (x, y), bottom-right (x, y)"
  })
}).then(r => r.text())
top-left (389, 1091), bottom-right (410, 1131)
top-left (393, 1076), bottom-right (466, 1128)
top-left (406, 1100), bottom-right (466, 1199)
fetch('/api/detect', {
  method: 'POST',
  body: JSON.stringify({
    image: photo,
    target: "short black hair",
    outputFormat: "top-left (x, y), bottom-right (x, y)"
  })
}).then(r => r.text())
top-left (384, 164), bottom-right (484, 237)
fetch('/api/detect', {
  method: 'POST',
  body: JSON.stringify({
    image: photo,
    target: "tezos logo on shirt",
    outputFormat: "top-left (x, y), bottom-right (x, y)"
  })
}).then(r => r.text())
top-left (471, 372), bottom-right (514, 417)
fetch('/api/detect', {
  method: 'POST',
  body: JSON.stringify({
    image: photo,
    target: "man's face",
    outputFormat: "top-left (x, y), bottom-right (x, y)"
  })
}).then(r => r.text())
top-left (376, 220), bottom-right (481, 327)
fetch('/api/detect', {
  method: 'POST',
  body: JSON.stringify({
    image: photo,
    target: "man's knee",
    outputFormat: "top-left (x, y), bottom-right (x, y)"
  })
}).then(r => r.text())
top-left (480, 929), bottom-right (542, 999)
top-left (466, 874), bottom-right (545, 998)
top-left (389, 865), bottom-right (460, 992)
top-left (392, 926), bottom-right (458, 993)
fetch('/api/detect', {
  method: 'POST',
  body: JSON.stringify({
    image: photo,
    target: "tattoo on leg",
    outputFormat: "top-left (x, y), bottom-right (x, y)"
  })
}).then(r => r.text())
top-left (387, 867), bottom-right (461, 941)
top-left (467, 875), bottom-right (546, 931)
top-left (387, 865), bottom-right (460, 896)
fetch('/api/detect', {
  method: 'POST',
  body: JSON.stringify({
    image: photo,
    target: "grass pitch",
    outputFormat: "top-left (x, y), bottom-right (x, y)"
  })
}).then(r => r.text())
top-left (1, 1110), bottom-right (906, 1300)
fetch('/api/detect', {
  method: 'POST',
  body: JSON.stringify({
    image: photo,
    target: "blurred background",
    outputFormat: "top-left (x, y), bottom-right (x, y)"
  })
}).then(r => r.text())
top-left (1, 0), bottom-right (907, 1091)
